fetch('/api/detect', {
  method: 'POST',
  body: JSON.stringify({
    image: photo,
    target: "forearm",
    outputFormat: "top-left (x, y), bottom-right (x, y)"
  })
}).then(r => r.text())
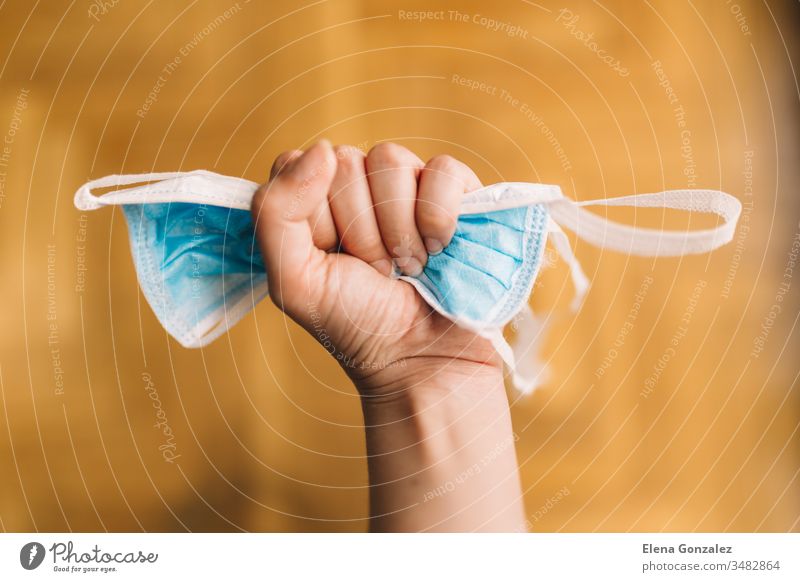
top-left (358, 362), bottom-right (527, 532)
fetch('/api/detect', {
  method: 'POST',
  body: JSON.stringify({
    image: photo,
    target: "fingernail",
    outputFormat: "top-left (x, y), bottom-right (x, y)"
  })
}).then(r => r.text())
top-left (370, 259), bottom-right (392, 277)
top-left (401, 257), bottom-right (423, 277)
top-left (424, 237), bottom-right (443, 256)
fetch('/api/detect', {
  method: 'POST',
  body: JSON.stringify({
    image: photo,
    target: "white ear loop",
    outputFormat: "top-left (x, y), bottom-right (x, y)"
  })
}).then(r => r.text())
top-left (548, 189), bottom-right (742, 256)
top-left (74, 170), bottom-right (258, 211)
top-left (501, 185), bottom-right (742, 393)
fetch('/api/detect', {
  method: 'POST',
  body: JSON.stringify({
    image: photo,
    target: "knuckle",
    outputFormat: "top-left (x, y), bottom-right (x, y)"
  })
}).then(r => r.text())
top-left (333, 144), bottom-right (365, 163)
top-left (272, 149), bottom-right (300, 169)
top-left (270, 150), bottom-right (302, 181)
top-left (333, 144), bottom-right (366, 175)
top-left (367, 142), bottom-right (409, 167)
top-left (426, 154), bottom-right (462, 178)
top-left (276, 149), bottom-right (298, 162)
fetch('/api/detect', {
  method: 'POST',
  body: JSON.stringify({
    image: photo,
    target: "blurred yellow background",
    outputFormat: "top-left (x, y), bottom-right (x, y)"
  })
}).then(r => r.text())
top-left (0, 0), bottom-right (798, 532)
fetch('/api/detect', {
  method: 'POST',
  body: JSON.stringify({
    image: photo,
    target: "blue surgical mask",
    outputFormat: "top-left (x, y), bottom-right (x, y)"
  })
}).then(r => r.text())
top-left (74, 171), bottom-right (741, 392)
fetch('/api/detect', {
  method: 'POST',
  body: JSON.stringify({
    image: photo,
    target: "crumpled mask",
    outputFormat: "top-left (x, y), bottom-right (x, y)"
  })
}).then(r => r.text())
top-left (74, 170), bottom-right (741, 392)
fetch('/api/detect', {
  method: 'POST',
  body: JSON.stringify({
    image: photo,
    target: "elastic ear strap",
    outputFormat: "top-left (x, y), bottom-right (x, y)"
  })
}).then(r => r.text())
top-left (547, 219), bottom-right (590, 311)
top-left (74, 170), bottom-right (259, 212)
top-left (480, 305), bottom-right (552, 394)
top-left (460, 182), bottom-right (564, 214)
top-left (74, 171), bottom-right (193, 211)
top-left (547, 189), bottom-right (742, 257)
top-left (509, 305), bottom-right (550, 394)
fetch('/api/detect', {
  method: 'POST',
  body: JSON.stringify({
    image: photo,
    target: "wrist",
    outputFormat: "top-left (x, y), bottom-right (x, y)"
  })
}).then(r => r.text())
top-left (358, 359), bottom-right (513, 481)
top-left (357, 358), bottom-right (525, 532)
top-left (354, 355), bottom-right (505, 406)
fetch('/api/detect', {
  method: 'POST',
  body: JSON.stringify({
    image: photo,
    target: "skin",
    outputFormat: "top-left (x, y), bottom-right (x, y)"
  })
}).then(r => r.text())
top-left (251, 140), bottom-right (527, 532)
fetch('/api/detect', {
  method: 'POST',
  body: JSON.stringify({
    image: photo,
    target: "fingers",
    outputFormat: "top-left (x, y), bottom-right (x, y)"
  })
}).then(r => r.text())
top-left (258, 142), bottom-right (480, 296)
top-left (329, 145), bottom-right (394, 276)
top-left (271, 149), bottom-right (338, 251)
top-left (365, 143), bottom-right (426, 276)
top-left (416, 155), bottom-right (481, 255)
top-left (251, 140), bottom-right (337, 313)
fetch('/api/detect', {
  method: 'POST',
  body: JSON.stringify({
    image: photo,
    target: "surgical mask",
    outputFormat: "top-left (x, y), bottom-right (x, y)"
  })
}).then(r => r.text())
top-left (74, 170), bottom-right (741, 392)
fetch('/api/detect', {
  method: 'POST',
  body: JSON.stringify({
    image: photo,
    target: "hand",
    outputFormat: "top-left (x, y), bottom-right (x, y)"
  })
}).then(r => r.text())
top-left (251, 141), bottom-right (525, 531)
top-left (251, 140), bottom-right (503, 394)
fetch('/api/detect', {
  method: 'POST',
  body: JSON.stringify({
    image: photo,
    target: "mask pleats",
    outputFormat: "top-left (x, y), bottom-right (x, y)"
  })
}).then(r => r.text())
top-left (122, 202), bottom-right (266, 342)
top-left (419, 205), bottom-right (547, 324)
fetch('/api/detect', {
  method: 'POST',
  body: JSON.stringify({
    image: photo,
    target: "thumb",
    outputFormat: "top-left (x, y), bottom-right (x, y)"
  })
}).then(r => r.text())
top-left (251, 140), bottom-right (337, 315)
